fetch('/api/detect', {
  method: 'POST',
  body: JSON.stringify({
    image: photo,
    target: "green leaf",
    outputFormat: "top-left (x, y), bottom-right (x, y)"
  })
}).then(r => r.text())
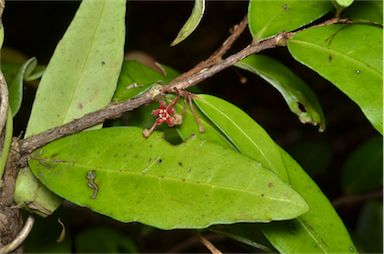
top-left (259, 149), bottom-right (357, 253)
top-left (247, 0), bottom-right (333, 40)
top-left (75, 227), bottom-right (138, 253)
top-left (354, 201), bottom-right (383, 253)
top-left (0, 109), bottom-right (13, 185)
top-left (7, 57), bottom-right (38, 116)
top-left (25, 0), bottom-right (126, 137)
top-left (15, 0), bottom-right (126, 217)
top-left (194, 94), bottom-right (289, 181)
top-left (287, 24), bottom-right (383, 133)
top-left (341, 136), bottom-right (383, 194)
top-left (171, 0), bottom-right (205, 46)
top-left (113, 60), bottom-right (175, 102)
top-left (235, 55), bottom-right (326, 131)
top-left (336, 0), bottom-right (354, 7)
top-left (29, 127), bottom-right (308, 230)
top-left (188, 95), bottom-right (356, 252)
top-left (343, 0), bottom-right (383, 24)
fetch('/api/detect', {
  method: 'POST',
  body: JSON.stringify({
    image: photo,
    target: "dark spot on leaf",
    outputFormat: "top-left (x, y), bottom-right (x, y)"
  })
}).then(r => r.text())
top-left (50, 153), bottom-right (59, 158)
top-left (101, 61), bottom-right (105, 65)
top-left (287, 222), bottom-right (296, 234)
top-left (261, 193), bottom-right (265, 197)
top-left (134, 155), bottom-right (138, 158)
top-left (78, 103), bottom-right (83, 110)
top-left (328, 55), bottom-right (332, 62)
top-left (181, 178), bottom-right (185, 182)
top-left (282, 3), bottom-right (288, 10)
top-left (268, 182), bottom-right (273, 188)
top-left (149, 144), bottom-right (153, 148)
top-left (297, 102), bottom-right (306, 112)
top-left (159, 175), bottom-right (164, 178)
top-left (178, 162), bottom-right (183, 167)
top-left (157, 158), bottom-right (162, 164)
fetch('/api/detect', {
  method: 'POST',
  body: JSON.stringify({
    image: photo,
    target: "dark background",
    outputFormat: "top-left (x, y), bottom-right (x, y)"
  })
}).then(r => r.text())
top-left (2, 1), bottom-right (382, 253)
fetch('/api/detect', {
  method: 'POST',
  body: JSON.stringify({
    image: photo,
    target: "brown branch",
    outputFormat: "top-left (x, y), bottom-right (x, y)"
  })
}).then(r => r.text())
top-left (18, 17), bottom-right (353, 160)
top-left (198, 234), bottom-right (223, 254)
top-left (18, 32), bottom-right (288, 157)
top-left (332, 189), bottom-right (383, 208)
top-left (171, 16), bottom-right (248, 84)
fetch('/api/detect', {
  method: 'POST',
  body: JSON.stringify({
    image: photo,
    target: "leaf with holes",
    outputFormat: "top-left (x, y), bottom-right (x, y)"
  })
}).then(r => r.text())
top-left (235, 55), bottom-right (325, 131)
top-left (248, 0), bottom-right (333, 40)
top-left (288, 24), bottom-right (383, 133)
top-left (29, 127), bottom-right (308, 230)
top-left (171, 0), bottom-right (205, 46)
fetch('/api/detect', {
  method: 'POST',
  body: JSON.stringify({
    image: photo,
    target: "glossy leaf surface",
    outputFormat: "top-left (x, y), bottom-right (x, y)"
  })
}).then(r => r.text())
top-left (25, 0), bottom-right (126, 136)
top-left (29, 127), bottom-right (308, 230)
top-left (341, 136), bottom-right (383, 194)
top-left (288, 24), bottom-right (383, 133)
top-left (171, 0), bottom-right (205, 46)
top-left (188, 95), bottom-right (356, 252)
top-left (235, 55), bottom-right (325, 131)
top-left (248, 0), bottom-right (333, 40)
top-left (194, 94), bottom-right (288, 181)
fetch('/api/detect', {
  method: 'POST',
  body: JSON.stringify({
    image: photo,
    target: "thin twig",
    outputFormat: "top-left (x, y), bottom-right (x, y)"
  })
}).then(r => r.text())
top-left (332, 189), bottom-right (383, 208)
top-left (0, 215), bottom-right (35, 254)
top-left (198, 233), bottom-right (223, 254)
top-left (171, 15), bottom-right (248, 84)
top-left (0, 73), bottom-right (9, 139)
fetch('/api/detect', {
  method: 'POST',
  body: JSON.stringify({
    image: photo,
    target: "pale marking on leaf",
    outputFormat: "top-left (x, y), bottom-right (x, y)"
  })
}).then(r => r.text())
top-left (142, 157), bottom-right (161, 174)
top-left (297, 218), bottom-right (328, 253)
top-left (86, 170), bottom-right (99, 199)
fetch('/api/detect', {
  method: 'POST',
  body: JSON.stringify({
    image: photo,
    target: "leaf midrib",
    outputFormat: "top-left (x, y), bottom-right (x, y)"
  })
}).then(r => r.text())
top-left (62, 1), bottom-right (107, 123)
top-left (196, 99), bottom-right (274, 169)
top-left (34, 158), bottom-right (301, 207)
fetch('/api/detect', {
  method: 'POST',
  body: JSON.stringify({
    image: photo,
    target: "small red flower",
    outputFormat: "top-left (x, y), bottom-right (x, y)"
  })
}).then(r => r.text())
top-left (151, 100), bottom-right (176, 127)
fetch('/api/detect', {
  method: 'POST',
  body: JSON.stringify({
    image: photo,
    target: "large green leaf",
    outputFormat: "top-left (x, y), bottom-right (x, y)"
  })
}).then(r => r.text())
top-left (248, 0), bottom-right (333, 40)
top-left (29, 127), bottom-right (308, 230)
top-left (25, 0), bottom-right (126, 136)
top-left (341, 136), bottom-right (383, 194)
top-left (235, 55), bottom-right (325, 131)
top-left (16, 0), bottom-right (126, 217)
top-left (171, 0), bottom-right (205, 46)
top-left (184, 95), bottom-right (356, 252)
top-left (288, 24), bottom-right (383, 133)
top-left (343, 0), bottom-right (383, 24)
top-left (194, 94), bottom-right (289, 181)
